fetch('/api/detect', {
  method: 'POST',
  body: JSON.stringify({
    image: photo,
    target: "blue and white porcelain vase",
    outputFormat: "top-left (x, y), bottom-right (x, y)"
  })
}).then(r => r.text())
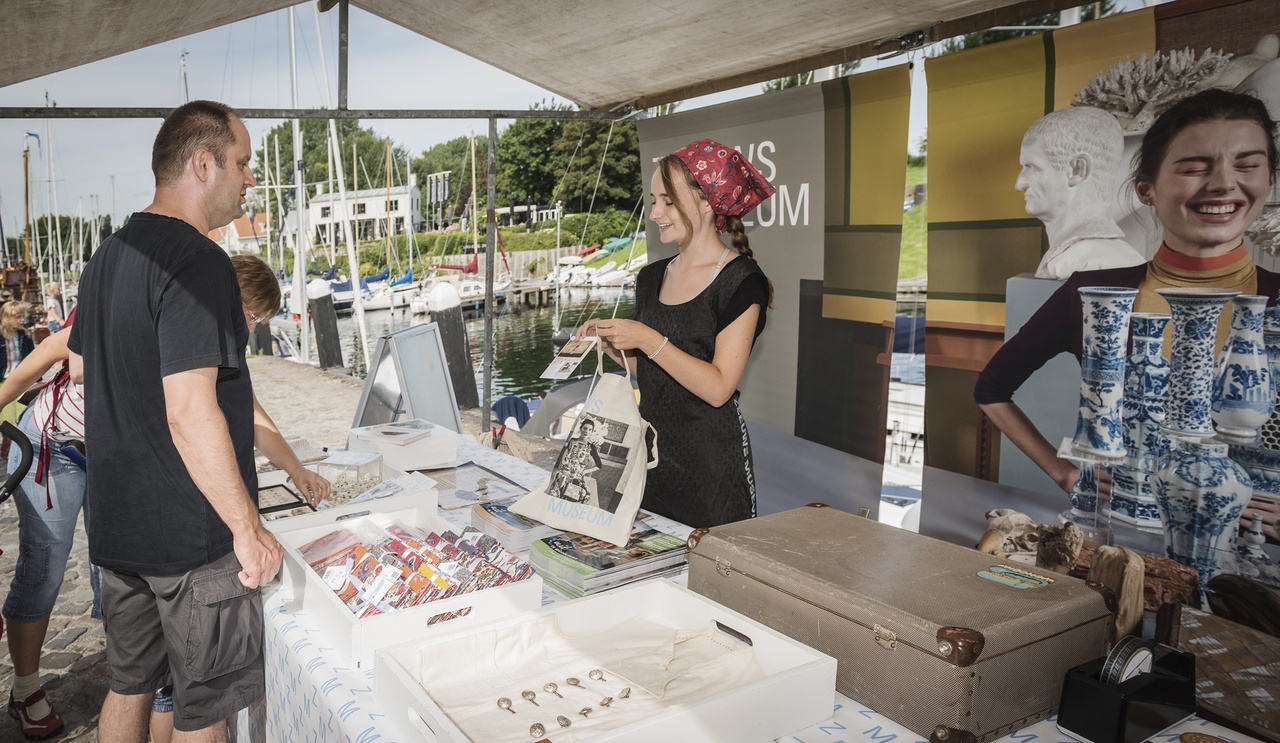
top-left (1110, 313), bottom-right (1171, 528)
top-left (1157, 288), bottom-right (1239, 438)
top-left (1153, 439), bottom-right (1251, 592)
top-left (1071, 287), bottom-right (1137, 459)
top-left (1211, 294), bottom-right (1274, 441)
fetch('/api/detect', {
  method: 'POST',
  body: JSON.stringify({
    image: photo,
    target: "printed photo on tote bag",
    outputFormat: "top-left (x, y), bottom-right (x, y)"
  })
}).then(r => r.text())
top-left (511, 351), bottom-right (656, 545)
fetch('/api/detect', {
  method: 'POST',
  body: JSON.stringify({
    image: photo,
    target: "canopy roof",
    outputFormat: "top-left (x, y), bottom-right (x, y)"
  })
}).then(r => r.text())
top-left (5, 0), bottom-right (1082, 111)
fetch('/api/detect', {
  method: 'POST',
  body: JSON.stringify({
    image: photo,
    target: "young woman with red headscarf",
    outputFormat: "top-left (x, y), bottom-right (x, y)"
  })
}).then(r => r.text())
top-left (579, 139), bottom-right (775, 528)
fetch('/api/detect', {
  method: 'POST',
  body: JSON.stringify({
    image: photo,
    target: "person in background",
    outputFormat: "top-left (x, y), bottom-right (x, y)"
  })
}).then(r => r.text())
top-left (579, 139), bottom-right (774, 528)
top-left (67, 99), bottom-right (282, 740)
top-left (42, 283), bottom-right (65, 333)
top-left (975, 88), bottom-right (1280, 542)
top-left (0, 302), bottom-right (33, 382)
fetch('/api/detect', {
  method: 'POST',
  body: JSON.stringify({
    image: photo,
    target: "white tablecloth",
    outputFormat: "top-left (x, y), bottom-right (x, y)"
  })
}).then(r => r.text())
top-left (231, 435), bottom-right (1263, 743)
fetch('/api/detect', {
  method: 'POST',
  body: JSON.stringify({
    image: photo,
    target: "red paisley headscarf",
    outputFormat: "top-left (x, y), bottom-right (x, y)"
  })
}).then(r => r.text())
top-left (671, 139), bottom-right (777, 233)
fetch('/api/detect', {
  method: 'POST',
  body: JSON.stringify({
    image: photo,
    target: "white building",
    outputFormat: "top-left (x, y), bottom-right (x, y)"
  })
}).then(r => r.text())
top-left (308, 173), bottom-right (423, 246)
top-left (207, 212), bottom-right (269, 254)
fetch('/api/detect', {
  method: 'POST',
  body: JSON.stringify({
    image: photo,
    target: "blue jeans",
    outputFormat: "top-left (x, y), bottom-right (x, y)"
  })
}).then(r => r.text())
top-left (2, 409), bottom-right (101, 622)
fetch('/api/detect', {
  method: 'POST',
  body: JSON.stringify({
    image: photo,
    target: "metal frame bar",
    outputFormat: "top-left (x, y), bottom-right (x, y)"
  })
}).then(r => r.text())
top-left (0, 107), bottom-right (628, 120)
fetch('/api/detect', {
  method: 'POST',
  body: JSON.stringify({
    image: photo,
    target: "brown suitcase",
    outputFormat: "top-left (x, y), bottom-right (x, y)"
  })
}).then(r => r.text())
top-left (687, 504), bottom-right (1114, 743)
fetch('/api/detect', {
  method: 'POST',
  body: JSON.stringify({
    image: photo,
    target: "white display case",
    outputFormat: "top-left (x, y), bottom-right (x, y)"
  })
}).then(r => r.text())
top-left (348, 418), bottom-right (459, 471)
top-left (375, 579), bottom-right (837, 742)
top-left (273, 492), bottom-right (543, 669)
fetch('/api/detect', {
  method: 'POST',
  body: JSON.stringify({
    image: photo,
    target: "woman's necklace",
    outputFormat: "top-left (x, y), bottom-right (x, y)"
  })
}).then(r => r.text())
top-left (667, 246), bottom-right (732, 279)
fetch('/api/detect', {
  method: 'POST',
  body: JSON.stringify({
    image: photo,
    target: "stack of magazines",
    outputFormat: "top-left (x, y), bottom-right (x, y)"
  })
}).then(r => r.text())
top-left (470, 495), bottom-right (561, 552)
top-left (528, 513), bottom-right (693, 598)
top-left (299, 521), bottom-right (535, 618)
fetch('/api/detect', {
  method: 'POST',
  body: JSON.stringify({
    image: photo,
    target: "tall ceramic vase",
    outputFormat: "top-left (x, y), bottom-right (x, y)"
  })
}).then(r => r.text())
top-left (1211, 294), bottom-right (1274, 441)
top-left (1071, 287), bottom-right (1138, 458)
top-left (1110, 313), bottom-right (1171, 528)
top-left (1157, 288), bottom-right (1239, 438)
top-left (1153, 439), bottom-right (1251, 592)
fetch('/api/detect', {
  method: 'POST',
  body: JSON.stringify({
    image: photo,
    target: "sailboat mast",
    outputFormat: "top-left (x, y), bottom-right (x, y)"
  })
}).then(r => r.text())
top-left (385, 138), bottom-right (391, 271)
top-left (22, 140), bottom-right (30, 265)
top-left (288, 6), bottom-right (310, 364)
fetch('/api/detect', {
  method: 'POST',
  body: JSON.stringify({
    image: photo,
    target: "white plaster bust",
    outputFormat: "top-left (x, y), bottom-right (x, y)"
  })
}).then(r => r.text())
top-left (1016, 107), bottom-right (1145, 279)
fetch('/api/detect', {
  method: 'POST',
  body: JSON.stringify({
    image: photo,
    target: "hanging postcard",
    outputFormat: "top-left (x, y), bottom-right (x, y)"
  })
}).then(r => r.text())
top-left (540, 337), bottom-right (597, 380)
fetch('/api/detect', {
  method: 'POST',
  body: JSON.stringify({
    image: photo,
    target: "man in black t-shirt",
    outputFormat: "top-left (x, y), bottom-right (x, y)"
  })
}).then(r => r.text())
top-left (67, 100), bottom-right (281, 738)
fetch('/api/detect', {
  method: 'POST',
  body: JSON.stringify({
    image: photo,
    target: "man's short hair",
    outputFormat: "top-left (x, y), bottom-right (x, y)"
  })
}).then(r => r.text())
top-left (1024, 107), bottom-right (1123, 201)
top-left (151, 100), bottom-right (240, 187)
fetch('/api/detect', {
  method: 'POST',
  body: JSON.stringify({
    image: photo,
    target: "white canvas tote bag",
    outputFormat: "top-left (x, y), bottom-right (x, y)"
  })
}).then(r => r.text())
top-left (511, 350), bottom-right (657, 545)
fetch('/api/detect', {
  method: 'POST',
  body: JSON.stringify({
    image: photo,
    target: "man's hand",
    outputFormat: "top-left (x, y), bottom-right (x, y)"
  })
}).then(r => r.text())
top-left (291, 468), bottom-right (331, 507)
top-left (234, 524), bottom-right (283, 589)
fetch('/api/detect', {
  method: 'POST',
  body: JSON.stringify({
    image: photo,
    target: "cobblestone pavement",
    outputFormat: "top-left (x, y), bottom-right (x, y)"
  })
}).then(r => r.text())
top-left (0, 355), bottom-right (556, 741)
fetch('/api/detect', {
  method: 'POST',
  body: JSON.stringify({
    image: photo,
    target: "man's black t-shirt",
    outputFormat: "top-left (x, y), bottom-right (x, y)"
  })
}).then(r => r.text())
top-left (68, 212), bottom-right (255, 576)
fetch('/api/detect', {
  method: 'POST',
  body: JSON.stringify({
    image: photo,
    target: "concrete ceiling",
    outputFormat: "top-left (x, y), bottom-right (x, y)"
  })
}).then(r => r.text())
top-left (4, 0), bottom-right (1081, 110)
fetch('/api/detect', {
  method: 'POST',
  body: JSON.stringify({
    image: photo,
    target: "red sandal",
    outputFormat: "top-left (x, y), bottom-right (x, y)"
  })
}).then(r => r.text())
top-left (8, 689), bottom-right (65, 739)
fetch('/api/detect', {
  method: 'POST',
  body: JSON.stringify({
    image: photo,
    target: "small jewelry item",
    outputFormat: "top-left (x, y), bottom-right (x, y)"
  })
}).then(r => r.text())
top-left (579, 707), bottom-right (592, 718)
top-left (618, 687), bottom-right (631, 699)
top-left (647, 336), bottom-right (670, 360)
top-left (589, 669), bottom-right (607, 682)
top-left (565, 677), bottom-right (583, 689)
top-left (529, 722), bottom-right (546, 738)
top-left (522, 690), bottom-right (540, 706)
top-left (599, 697), bottom-right (613, 707)
top-left (543, 682), bottom-right (563, 698)
top-left (497, 697), bottom-right (515, 714)
top-left (557, 716), bottom-right (572, 728)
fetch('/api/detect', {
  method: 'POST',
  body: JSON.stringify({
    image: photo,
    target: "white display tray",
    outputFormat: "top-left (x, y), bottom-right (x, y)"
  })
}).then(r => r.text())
top-left (275, 493), bottom-right (543, 669)
top-left (374, 579), bottom-right (837, 742)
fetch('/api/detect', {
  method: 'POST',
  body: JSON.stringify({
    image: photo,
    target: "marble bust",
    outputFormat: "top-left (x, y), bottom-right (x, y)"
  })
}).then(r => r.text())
top-left (1016, 107), bottom-right (1145, 279)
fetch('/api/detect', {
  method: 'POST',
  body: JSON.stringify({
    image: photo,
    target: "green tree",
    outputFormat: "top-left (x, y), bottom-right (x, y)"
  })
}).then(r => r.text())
top-left (253, 118), bottom-right (410, 214)
top-left (551, 117), bottom-right (640, 213)
top-left (939, 2), bottom-right (1118, 54)
top-left (762, 62), bottom-right (860, 93)
top-left (496, 100), bottom-right (570, 207)
top-left (411, 134), bottom-right (487, 221)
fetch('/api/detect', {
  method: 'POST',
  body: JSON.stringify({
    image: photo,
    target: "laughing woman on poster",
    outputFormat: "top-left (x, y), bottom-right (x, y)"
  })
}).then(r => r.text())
top-left (580, 140), bottom-right (775, 528)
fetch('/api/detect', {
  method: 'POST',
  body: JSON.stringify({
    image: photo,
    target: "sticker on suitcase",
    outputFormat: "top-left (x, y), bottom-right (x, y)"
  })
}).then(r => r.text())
top-left (977, 564), bottom-right (1055, 589)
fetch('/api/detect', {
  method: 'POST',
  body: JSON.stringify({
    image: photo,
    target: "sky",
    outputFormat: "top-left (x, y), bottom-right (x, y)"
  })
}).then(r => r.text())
top-left (0, 1), bottom-right (1155, 245)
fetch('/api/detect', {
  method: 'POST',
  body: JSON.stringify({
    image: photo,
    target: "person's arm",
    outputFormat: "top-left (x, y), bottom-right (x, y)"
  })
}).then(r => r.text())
top-left (979, 401), bottom-right (1081, 493)
top-left (252, 393), bottom-right (330, 506)
top-left (68, 351), bottom-right (83, 384)
top-left (163, 367), bottom-right (282, 588)
top-left (594, 306), bottom-right (760, 407)
top-left (974, 278), bottom-right (1084, 491)
top-left (0, 327), bottom-right (69, 409)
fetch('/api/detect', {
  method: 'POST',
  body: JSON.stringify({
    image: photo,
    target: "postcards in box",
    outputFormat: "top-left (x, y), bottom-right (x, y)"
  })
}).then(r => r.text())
top-left (374, 579), bottom-right (837, 743)
top-left (275, 492), bottom-right (542, 669)
top-left (688, 505), bottom-right (1113, 743)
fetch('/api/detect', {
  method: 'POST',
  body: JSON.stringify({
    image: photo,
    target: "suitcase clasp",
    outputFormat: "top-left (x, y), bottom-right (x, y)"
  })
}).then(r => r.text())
top-left (874, 624), bottom-right (898, 650)
top-left (715, 556), bottom-right (731, 578)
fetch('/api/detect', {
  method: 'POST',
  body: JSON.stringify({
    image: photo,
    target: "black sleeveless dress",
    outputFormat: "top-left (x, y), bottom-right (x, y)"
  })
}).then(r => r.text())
top-left (633, 255), bottom-right (769, 528)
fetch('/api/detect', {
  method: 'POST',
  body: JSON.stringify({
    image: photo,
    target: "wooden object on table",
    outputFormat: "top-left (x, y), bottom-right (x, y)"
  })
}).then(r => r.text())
top-left (1072, 546), bottom-right (1199, 611)
top-left (1155, 604), bottom-right (1280, 740)
top-left (1205, 574), bottom-right (1280, 638)
top-left (1086, 545), bottom-right (1145, 638)
top-left (1036, 521), bottom-right (1084, 573)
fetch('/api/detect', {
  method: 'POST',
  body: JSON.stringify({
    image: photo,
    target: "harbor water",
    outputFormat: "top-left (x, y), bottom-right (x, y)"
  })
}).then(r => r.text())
top-left (277, 285), bottom-right (636, 399)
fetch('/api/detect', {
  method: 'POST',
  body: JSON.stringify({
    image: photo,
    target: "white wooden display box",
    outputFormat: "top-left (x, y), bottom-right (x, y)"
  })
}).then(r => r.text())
top-left (261, 461), bottom-right (431, 599)
top-left (374, 579), bottom-right (837, 742)
top-left (273, 491), bottom-right (543, 669)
